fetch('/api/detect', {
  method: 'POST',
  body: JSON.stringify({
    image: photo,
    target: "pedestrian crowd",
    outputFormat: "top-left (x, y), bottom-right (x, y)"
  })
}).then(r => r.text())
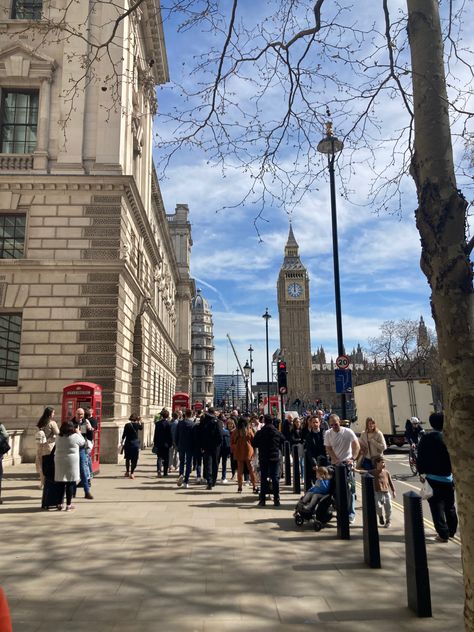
top-left (0, 406), bottom-right (458, 544)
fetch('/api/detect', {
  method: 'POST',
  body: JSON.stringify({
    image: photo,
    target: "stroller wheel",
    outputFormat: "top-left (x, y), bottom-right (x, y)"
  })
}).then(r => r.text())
top-left (294, 513), bottom-right (304, 527)
top-left (313, 520), bottom-right (323, 532)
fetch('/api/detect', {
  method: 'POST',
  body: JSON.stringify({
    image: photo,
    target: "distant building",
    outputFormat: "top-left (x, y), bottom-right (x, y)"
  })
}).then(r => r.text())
top-left (191, 289), bottom-right (214, 406)
top-left (214, 373), bottom-right (245, 409)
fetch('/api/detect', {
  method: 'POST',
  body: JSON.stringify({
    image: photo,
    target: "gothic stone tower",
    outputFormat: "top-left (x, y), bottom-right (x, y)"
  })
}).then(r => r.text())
top-left (277, 225), bottom-right (313, 402)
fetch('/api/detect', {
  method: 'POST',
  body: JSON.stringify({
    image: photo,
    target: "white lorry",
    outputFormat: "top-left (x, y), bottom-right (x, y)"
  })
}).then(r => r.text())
top-left (352, 378), bottom-right (435, 446)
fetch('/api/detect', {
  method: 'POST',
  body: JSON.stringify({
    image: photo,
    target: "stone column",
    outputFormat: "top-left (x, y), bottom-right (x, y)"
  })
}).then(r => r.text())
top-left (33, 76), bottom-right (51, 171)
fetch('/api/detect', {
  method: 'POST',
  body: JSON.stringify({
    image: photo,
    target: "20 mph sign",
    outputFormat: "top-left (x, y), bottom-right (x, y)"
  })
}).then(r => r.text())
top-left (335, 355), bottom-right (350, 370)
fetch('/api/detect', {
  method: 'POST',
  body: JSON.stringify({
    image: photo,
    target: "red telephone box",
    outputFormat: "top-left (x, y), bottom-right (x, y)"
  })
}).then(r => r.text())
top-left (62, 382), bottom-right (102, 474)
top-left (172, 392), bottom-right (189, 413)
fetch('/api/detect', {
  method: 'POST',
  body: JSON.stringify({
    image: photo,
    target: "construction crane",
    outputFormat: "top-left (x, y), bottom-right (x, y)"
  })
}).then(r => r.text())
top-left (226, 333), bottom-right (254, 405)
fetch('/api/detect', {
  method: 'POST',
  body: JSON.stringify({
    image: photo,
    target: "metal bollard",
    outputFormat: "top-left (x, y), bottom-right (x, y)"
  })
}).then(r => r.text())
top-left (361, 473), bottom-right (381, 568)
top-left (304, 450), bottom-right (313, 492)
top-left (284, 441), bottom-right (291, 486)
top-left (404, 491), bottom-right (432, 617)
top-left (292, 444), bottom-right (301, 494)
top-left (335, 464), bottom-right (350, 540)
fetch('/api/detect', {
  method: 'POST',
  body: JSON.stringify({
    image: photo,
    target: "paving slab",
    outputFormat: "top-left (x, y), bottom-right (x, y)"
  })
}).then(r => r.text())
top-left (0, 451), bottom-right (465, 631)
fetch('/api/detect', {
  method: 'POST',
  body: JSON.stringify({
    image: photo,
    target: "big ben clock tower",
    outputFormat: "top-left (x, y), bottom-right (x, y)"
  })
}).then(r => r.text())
top-left (277, 224), bottom-right (313, 403)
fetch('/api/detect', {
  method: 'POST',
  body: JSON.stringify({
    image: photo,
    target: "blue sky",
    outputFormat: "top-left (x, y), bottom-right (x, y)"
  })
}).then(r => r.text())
top-left (154, 2), bottom-right (473, 383)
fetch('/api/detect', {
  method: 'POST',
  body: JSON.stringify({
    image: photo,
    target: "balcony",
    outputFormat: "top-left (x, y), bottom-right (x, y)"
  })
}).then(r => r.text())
top-left (0, 154), bottom-right (34, 170)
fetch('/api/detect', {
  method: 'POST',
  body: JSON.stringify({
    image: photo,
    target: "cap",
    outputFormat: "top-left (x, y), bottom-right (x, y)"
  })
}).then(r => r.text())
top-left (410, 416), bottom-right (420, 424)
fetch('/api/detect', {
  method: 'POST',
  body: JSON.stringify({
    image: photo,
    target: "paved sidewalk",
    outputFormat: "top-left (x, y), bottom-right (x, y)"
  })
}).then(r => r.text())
top-left (0, 452), bottom-right (465, 631)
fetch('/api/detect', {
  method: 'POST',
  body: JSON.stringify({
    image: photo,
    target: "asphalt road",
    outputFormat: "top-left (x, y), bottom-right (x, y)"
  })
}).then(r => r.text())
top-left (355, 447), bottom-right (462, 545)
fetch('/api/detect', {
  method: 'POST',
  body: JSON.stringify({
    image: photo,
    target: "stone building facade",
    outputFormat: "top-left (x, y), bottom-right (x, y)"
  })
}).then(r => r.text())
top-left (0, 0), bottom-right (193, 462)
top-left (191, 289), bottom-right (214, 407)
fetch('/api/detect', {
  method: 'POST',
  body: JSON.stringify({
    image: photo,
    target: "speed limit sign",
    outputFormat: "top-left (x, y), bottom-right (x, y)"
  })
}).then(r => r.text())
top-left (335, 354), bottom-right (350, 370)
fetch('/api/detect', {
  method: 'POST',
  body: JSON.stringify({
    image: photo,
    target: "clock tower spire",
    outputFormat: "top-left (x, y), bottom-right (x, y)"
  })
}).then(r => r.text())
top-left (277, 224), bottom-right (313, 404)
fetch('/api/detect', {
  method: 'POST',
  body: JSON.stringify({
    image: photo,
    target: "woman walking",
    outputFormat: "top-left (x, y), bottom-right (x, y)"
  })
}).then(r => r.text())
top-left (231, 417), bottom-right (257, 493)
top-left (0, 422), bottom-right (9, 504)
top-left (54, 421), bottom-right (85, 511)
top-left (35, 407), bottom-right (59, 487)
top-left (121, 414), bottom-right (143, 479)
top-left (358, 417), bottom-right (387, 470)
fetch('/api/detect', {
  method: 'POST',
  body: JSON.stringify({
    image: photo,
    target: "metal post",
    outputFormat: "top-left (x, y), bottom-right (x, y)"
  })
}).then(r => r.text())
top-left (404, 491), bottom-right (432, 617)
top-left (292, 444), bottom-right (301, 494)
top-left (304, 450), bottom-right (313, 492)
top-left (328, 152), bottom-right (346, 420)
top-left (245, 378), bottom-right (249, 414)
top-left (248, 345), bottom-right (253, 412)
top-left (361, 473), bottom-right (381, 568)
top-left (284, 441), bottom-right (291, 486)
top-left (335, 464), bottom-right (350, 539)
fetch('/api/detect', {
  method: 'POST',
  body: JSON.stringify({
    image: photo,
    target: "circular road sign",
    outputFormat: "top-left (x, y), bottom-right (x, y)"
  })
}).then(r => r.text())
top-left (335, 355), bottom-right (350, 370)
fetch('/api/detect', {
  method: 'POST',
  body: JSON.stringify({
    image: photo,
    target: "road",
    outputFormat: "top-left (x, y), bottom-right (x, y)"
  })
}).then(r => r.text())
top-left (355, 447), bottom-right (461, 545)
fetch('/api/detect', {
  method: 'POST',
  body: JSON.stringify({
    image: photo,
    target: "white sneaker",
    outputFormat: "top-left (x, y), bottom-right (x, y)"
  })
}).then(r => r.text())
top-left (177, 474), bottom-right (184, 487)
top-left (184, 483), bottom-right (189, 489)
top-left (245, 481), bottom-right (250, 487)
top-left (221, 479), bottom-right (228, 484)
top-left (349, 516), bottom-right (355, 524)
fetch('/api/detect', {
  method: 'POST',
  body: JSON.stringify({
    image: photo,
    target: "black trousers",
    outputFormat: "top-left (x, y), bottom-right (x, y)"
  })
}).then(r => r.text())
top-left (427, 478), bottom-right (458, 539)
top-left (259, 460), bottom-right (280, 502)
top-left (203, 449), bottom-right (219, 485)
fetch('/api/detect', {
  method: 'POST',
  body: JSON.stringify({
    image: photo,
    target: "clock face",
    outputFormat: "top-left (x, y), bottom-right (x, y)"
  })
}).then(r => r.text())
top-left (287, 282), bottom-right (303, 298)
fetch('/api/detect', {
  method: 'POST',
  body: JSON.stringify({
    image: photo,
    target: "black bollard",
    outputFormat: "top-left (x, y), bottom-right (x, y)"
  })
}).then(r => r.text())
top-left (304, 450), bottom-right (313, 492)
top-left (404, 491), bottom-right (432, 617)
top-left (361, 473), bottom-right (381, 568)
top-left (335, 464), bottom-right (350, 540)
top-left (284, 441), bottom-right (291, 486)
top-left (292, 444), bottom-right (301, 494)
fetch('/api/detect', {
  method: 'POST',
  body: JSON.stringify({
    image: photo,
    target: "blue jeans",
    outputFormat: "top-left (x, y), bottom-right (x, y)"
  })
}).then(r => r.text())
top-left (179, 448), bottom-right (194, 483)
top-left (79, 448), bottom-right (91, 494)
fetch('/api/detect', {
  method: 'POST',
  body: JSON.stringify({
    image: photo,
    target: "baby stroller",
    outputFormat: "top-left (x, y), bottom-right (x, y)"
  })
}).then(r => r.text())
top-left (293, 467), bottom-right (336, 531)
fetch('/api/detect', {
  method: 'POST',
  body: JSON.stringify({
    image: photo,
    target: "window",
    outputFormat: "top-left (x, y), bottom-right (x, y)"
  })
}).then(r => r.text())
top-left (0, 314), bottom-right (22, 386)
top-left (11, 0), bottom-right (42, 19)
top-left (0, 90), bottom-right (39, 153)
top-left (0, 214), bottom-right (26, 259)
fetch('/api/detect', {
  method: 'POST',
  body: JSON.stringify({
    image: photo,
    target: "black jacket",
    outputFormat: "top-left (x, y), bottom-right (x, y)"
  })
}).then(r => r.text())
top-left (417, 430), bottom-right (453, 478)
top-left (176, 419), bottom-right (195, 452)
top-left (304, 429), bottom-right (326, 463)
top-left (153, 419), bottom-right (172, 450)
top-left (252, 424), bottom-right (285, 462)
top-left (199, 413), bottom-right (222, 452)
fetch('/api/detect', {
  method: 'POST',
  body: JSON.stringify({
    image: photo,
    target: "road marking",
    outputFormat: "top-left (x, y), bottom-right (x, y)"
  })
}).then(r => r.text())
top-left (355, 481), bottom-right (461, 546)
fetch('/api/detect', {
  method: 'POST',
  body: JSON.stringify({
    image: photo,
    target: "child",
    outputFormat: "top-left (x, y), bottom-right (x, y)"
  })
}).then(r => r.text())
top-left (356, 456), bottom-right (396, 527)
top-left (298, 466), bottom-right (332, 514)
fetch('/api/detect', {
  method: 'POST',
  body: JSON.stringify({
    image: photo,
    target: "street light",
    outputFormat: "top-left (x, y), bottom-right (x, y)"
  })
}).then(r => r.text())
top-left (262, 308), bottom-right (271, 413)
top-left (231, 375), bottom-right (235, 409)
top-left (248, 344), bottom-right (254, 411)
top-left (243, 360), bottom-right (251, 414)
top-left (317, 120), bottom-right (346, 419)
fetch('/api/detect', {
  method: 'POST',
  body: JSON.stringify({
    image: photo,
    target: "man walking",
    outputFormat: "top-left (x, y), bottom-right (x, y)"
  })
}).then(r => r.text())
top-left (252, 414), bottom-right (285, 506)
top-left (176, 409), bottom-right (195, 489)
top-left (324, 414), bottom-right (359, 522)
top-left (417, 412), bottom-right (458, 542)
top-left (199, 408), bottom-right (222, 490)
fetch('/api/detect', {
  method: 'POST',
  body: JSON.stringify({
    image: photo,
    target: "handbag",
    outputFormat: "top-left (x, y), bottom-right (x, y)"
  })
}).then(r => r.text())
top-left (420, 478), bottom-right (433, 500)
top-left (152, 445), bottom-right (158, 455)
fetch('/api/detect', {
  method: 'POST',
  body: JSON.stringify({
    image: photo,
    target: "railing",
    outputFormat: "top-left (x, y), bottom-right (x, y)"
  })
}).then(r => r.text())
top-left (0, 154), bottom-right (34, 170)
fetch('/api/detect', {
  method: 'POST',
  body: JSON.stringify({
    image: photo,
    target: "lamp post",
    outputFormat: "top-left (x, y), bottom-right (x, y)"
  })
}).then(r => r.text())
top-left (262, 308), bottom-right (271, 413)
top-left (231, 376), bottom-right (235, 409)
top-left (243, 360), bottom-right (251, 414)
top-left (225, 388), bottom-right (230, 412)
top-left (317, 121), bottom-right (346, 419)
top-left (248, 344), bottom-right (254, 411)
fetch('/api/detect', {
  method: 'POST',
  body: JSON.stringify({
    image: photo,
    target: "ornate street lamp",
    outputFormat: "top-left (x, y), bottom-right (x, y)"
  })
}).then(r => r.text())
top-left (317, 121), bottom-right (346, 419)
top-left (262, 308), bottom-right (271, 412)
top-left (243, 360), bottom-right (251, 414)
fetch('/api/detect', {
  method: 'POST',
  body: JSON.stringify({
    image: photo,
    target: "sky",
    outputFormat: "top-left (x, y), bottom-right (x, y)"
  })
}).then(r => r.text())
top-left (154, 1), bottom-right (473, 384)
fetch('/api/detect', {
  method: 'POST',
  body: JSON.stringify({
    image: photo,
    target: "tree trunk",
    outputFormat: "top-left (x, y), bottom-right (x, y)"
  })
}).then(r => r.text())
top-left (407, 1), bottom-right (474, 629)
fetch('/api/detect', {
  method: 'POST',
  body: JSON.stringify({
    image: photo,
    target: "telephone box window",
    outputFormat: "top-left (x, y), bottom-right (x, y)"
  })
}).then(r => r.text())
top-left (0, 90), bottom-right (39, 153)
top-left (0, 313), bottom-right (22, 386)
top-left (0, 214), bottom-right (26, 259)
top-left (11, 0), bottom-right (42, 19)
